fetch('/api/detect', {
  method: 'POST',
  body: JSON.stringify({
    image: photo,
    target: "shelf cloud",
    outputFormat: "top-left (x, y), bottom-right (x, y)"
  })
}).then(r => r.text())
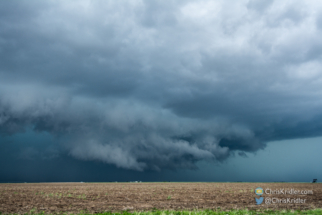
top-left (1, 0), bottom-right (322, 171)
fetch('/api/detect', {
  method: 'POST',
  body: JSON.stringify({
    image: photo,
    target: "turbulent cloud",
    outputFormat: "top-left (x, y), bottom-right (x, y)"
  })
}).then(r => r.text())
top-left (1, 0), bottom-right (322, 171)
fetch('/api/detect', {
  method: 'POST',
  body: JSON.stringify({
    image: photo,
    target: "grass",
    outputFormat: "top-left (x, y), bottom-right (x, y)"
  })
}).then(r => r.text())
top-left (2, 209), bottom-right (322, 215)
top-left (76, 194), bottom-right (86, 199)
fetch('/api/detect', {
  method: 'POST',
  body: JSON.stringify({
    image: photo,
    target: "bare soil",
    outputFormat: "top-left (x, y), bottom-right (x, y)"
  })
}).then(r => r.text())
top-left (0, 183), bottom-right (321, 214)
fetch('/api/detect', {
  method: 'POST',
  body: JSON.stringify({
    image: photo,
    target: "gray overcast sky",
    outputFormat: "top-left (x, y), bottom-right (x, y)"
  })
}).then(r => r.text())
top-left (0, 0), bottom-right (322, 182)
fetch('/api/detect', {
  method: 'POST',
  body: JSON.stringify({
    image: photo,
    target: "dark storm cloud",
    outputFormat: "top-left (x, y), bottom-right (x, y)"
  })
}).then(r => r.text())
top-left (1, 0), bottom-right (322, 171)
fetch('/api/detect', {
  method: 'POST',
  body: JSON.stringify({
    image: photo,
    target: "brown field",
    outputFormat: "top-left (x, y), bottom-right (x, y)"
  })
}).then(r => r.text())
top-left (0, 182), bottom-right (321, 214)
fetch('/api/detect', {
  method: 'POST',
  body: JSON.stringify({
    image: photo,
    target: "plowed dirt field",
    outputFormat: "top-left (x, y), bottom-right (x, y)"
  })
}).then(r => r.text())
top-left (0, 183), bottom-right (321, 214)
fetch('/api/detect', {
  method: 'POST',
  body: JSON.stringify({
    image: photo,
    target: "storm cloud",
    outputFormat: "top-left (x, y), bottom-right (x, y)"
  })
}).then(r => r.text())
top-left (1, 0), bottom-right (322, 171)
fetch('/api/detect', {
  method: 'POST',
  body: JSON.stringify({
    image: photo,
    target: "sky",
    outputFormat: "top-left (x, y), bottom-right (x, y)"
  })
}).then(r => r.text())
top-left (0, 0), bottom-right (322, 182)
